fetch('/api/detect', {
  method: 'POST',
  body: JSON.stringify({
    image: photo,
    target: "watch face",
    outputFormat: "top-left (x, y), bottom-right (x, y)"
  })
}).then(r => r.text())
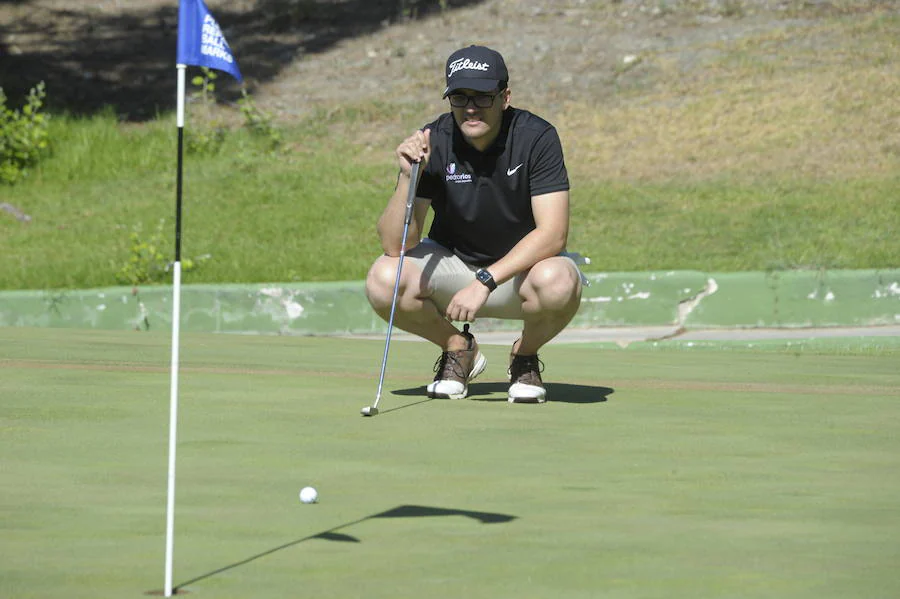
top-left (476, 269), bottom-right (495, 289)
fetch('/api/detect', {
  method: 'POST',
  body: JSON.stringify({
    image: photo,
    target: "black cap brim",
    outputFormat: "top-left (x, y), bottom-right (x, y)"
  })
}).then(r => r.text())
top-left (442, 78), bottom-right (502, 98)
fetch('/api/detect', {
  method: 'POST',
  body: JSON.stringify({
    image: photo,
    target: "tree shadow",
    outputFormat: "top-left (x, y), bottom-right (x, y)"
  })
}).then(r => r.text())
top-left (393, 382), bottom-right (614, 404)
top-left (155, 504), bottom-right (516, 594)
top-left (1, 0), bottom-right (488, 120)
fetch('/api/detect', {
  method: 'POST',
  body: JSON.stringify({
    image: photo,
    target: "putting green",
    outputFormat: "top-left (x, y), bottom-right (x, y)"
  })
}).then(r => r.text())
top-left (1, 327), bottom-right (898, 599)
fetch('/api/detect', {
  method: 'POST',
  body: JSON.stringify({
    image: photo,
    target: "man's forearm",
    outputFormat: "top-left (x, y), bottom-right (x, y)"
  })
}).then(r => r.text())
top-left (377, 172), bottom-right (420, 255)
top-left (484, 226), bottom-right (567, 284)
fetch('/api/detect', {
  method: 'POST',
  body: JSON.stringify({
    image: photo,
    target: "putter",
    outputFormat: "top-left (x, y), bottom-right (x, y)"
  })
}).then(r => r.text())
top-left (361, 160), bottom-right (421, 417)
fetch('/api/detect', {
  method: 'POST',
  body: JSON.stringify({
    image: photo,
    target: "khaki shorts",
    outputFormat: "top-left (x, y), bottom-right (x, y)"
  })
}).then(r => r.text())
top-left (402, 238), bottom-right (581, 320)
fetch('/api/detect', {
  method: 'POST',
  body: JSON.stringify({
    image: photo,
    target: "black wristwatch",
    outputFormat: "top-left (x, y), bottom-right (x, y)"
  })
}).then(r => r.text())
top-left (475, 268), bottom-right (497, 292)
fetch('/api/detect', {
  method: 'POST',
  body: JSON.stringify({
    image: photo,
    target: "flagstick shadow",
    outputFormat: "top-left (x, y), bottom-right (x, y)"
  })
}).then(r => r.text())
top-left (156, 505), bottom-right (516, 594)
top-left (168, 516), bottom-right (370, 592)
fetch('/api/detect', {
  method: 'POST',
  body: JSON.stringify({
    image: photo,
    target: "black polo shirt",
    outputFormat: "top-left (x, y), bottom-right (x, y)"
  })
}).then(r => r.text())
top-left (416, 107), bottom-right (569, 266)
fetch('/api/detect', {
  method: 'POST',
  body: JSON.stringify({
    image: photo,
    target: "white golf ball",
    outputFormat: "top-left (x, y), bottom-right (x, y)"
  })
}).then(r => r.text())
top-left (299, 486), bottom-right (318, 504)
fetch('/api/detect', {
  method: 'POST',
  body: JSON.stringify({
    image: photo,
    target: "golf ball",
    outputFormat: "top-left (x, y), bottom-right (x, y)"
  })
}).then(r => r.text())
top-left (299, 486), bottom-right (318, 504)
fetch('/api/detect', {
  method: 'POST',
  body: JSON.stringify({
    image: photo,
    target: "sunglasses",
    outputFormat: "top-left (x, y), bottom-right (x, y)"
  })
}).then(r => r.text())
top-left (447, 90), bottom-right (504, 108)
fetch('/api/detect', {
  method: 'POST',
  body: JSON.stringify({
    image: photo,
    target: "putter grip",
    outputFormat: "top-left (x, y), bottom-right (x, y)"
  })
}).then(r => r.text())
top-left (407, 161), bottom-right (420, 203)
top-left (403, 161), bottom-right (420, 222)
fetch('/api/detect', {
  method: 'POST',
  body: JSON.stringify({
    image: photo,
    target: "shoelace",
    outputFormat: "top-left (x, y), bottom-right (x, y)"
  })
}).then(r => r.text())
top-left (433, 351), bottom-right (466, 380)
top-left (509, 354), bottom-right (544, 381)
top-left (434, 324), bottom-right (475, 380)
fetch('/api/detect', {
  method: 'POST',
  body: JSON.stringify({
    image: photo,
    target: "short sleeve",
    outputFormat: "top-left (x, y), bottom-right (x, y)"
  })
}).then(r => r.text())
top-left (528, 127), bottom-right (569, 197)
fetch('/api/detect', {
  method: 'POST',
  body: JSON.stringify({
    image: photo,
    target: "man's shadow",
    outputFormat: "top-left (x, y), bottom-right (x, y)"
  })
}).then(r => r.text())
top-left (393, 382), bottom-right (614, 404)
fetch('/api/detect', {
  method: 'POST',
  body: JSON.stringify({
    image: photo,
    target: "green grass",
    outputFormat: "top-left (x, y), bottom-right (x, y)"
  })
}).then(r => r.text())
top-left (1, 115), bottom-right (390, 288)
top-left (2, 110), bottom-right (897, 289)
top-left (569, 177), bottom-right (900, 271)
top-left (1, 327), bottom-right (899, 599)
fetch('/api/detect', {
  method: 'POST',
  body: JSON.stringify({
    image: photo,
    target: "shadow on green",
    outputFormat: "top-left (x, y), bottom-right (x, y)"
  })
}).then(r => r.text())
top-left (167, 505), bottom-right (517, 594)
top-left (390, 382), bottom-right (615, 404)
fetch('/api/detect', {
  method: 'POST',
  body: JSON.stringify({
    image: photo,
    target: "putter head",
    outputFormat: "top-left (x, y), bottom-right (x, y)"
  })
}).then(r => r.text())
top-left (360, 406), bottom-right (378, 417)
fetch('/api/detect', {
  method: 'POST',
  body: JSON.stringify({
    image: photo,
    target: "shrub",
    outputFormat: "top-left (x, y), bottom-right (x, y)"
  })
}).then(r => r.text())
top-left (115, 218), bottom-right (211, 286)
top-left (238, 89), bottom-right (283, 151)
top-left (185, 68), bottom-right (227, 156)
top-left (0, 82), bottom-right (50, 185)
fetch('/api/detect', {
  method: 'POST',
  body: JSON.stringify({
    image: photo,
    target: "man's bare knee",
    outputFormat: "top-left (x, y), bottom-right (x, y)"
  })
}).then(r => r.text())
top-left (365, 256), bottom-right (400, 310)
top-left (523, 258), bottom-right (582, 311)
top-left (365, 255), bottom-right (428, 314)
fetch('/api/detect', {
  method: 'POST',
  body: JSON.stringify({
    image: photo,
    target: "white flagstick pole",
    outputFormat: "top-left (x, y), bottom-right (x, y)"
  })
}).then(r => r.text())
top-left (164, 63), bottom-right (188, 598)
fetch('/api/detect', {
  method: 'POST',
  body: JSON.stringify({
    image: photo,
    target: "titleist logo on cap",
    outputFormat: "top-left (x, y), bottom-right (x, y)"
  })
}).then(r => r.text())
top-left (442, 45), bottom-right (508, 97)
top-left (448, 58), bottom-right (491, 77)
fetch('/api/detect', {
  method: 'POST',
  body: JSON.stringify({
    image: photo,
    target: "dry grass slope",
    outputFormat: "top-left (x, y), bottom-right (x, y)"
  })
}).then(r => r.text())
top-left (558, 14), bottom-right (900, 182)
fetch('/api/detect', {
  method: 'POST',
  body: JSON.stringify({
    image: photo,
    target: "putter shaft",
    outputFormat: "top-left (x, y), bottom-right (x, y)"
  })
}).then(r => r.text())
top-left (362, 161), bottom-right (421, 417)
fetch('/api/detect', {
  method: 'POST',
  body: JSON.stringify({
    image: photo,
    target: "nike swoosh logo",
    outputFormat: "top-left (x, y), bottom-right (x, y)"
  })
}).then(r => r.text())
top-left (506, 163), bottom-right (524, 176)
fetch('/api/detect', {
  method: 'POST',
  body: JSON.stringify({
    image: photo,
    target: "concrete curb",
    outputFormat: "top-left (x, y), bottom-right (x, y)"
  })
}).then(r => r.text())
top-left (0, 269), bottom-right (897, 335)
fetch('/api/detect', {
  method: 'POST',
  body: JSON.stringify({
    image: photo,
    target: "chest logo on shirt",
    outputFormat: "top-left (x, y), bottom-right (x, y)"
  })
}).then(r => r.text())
top-left (507, 163), bottom-right (524, 176)
top-left (445, 162), bottom-right (473, 184)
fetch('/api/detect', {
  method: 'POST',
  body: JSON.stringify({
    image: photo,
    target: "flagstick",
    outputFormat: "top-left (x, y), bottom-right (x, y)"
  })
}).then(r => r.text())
top-left (164, 63), bottom-right (188, 599)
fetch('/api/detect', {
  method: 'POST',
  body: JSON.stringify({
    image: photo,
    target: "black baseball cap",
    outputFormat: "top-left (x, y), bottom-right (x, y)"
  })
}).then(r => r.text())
top-left (442, 45), bottom-right (509, 98)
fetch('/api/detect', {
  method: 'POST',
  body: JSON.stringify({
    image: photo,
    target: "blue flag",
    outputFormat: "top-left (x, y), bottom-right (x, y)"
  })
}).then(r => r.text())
top-left (177, 0), bottom-right (242, 82)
